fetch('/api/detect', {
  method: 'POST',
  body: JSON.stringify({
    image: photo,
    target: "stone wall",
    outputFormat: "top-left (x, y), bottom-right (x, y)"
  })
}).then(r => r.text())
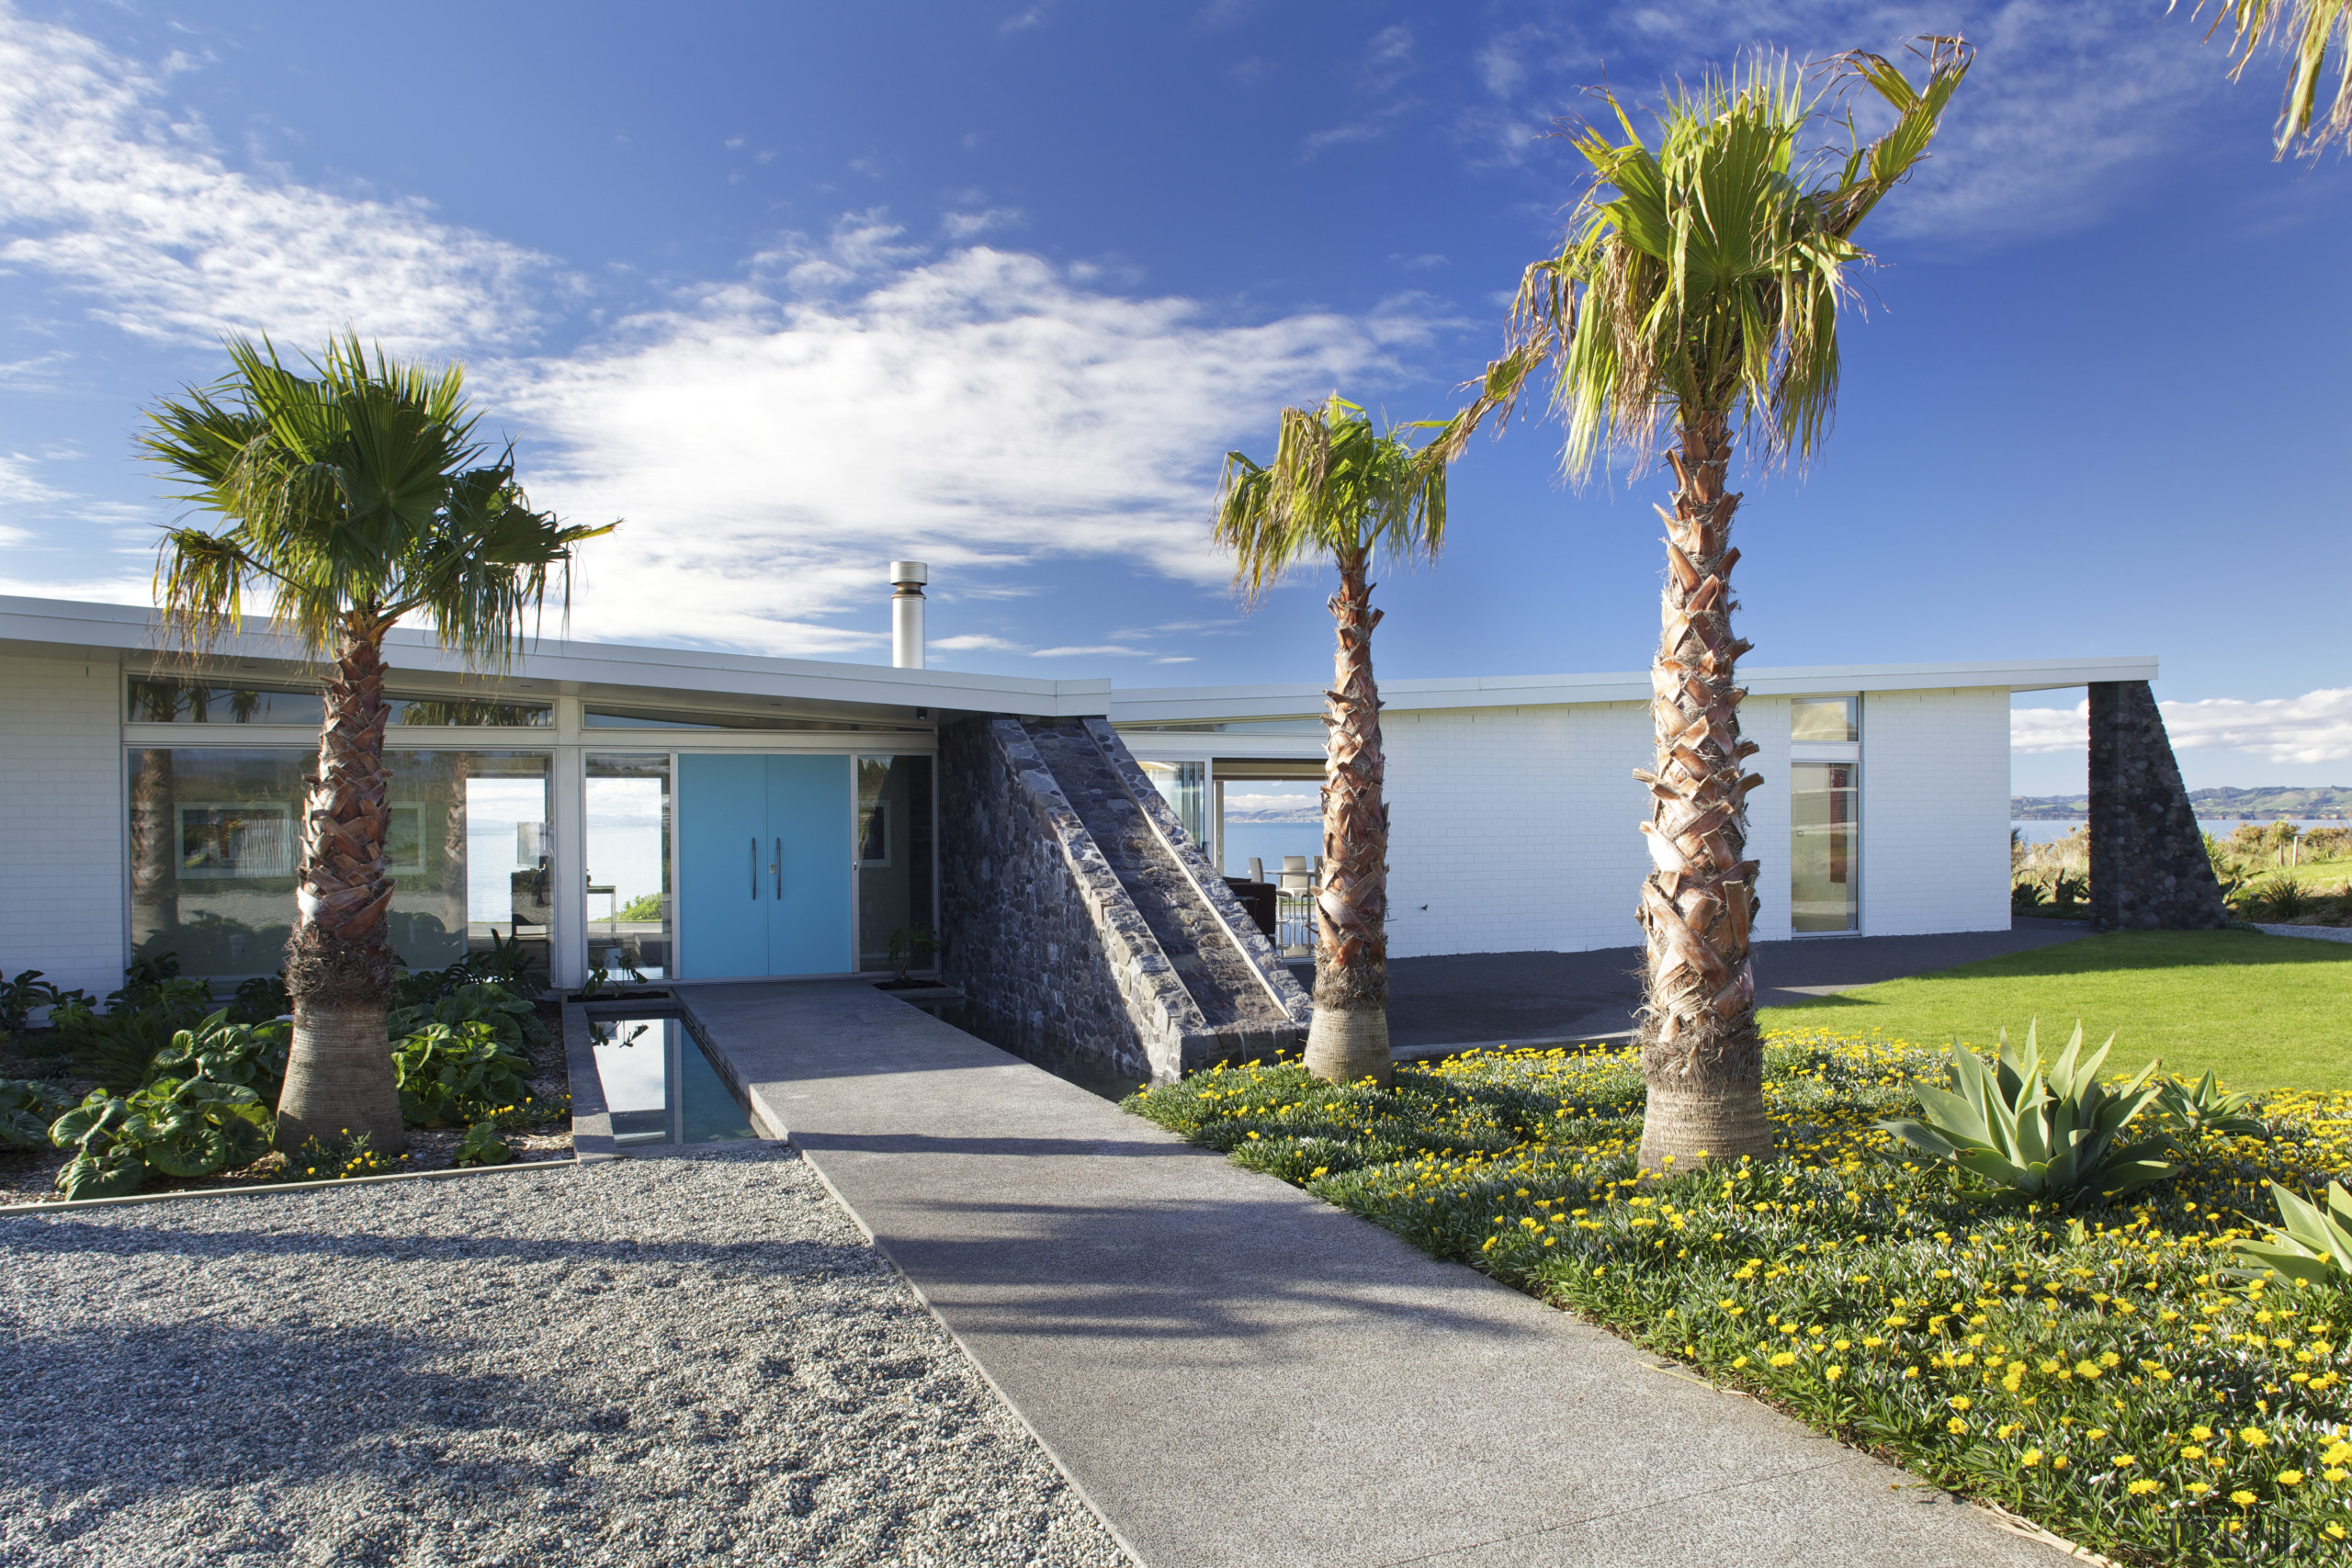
top-left (2088, 680), bottom-right (2232, 931)
top-left (936, 716), bottom-right (1305, 1085)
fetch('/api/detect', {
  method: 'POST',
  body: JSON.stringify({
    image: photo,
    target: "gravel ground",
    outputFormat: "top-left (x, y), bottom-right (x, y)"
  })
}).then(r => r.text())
top-left (0, 1145), bottom-right (1128, 1568)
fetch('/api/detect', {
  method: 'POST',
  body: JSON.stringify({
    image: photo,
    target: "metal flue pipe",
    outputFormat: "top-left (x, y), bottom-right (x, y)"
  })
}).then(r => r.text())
top-left (890, 561), bottom-right (928, 669)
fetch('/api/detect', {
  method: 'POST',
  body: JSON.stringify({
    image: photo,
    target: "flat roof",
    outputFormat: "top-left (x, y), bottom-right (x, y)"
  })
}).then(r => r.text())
top-left (0, 595), bottom-right (1113, 719)
top-left (1109, 654), bottom-right (2160, 724)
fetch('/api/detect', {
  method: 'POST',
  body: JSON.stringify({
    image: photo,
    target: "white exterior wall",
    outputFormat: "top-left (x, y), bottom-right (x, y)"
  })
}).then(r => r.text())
top-left (0, 654), bottom-right (125, 996)
top-left (1379, 702), bottom-right (1652, 958)
top-left (1857, 686), bottom-right (2013, 937)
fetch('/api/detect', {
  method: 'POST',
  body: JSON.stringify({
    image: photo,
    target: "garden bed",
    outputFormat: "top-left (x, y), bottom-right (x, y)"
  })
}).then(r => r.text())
top-left (0, 998), bottom-right (574, 1207)
top-left (1127, 1034), bottom-right (2352, 1565)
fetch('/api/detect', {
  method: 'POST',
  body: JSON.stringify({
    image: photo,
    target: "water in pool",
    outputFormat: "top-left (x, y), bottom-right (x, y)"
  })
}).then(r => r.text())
top-left (589, 1014), bottom-right (758, 1146)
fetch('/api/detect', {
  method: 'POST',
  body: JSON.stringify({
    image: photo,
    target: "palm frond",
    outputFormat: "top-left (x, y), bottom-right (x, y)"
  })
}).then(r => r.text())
top-left (2178, 0), bottom-right (2352, 156)
top-left (143, 335), bottom-right (614, 668)
top-left (1215, 395), bottom-right (1448, 604)
top-left (1431, 36), bottom-right (1971, 479)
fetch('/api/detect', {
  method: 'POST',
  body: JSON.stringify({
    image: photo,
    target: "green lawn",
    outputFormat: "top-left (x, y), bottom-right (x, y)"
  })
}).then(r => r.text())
top-left (1758, 930), bottom-right (2352, 1090)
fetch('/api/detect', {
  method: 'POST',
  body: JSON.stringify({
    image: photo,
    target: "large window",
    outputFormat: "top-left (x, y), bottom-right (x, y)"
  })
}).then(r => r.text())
top-left (128, 748), bottom-right (551, 979)
top-left (1138, 760), bottom-right (1208, 845)
top-left (856, 755), bottom-right (935, 972)
top-left (586, 753), bottom-right (673, 977)
top-left (128, 677), bottom-right (549, 728)
top-left (1790, 761), bottom-right (1860, 933)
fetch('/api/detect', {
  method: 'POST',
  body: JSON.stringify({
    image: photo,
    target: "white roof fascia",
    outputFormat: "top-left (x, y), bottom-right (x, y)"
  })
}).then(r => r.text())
top-left (1110, 655), bottom-right (2160, 722)
top-left (0, 595), bottom-right (1111, 717)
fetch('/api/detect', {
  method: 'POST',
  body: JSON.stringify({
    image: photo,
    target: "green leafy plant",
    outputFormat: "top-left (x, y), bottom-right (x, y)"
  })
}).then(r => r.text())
top-left (2, 969), bottom-right (93, 1039)
top-left (49, 1069), bottom-right (272, 1200)
top-left (2154, 1069), bottom-right (2266, 1141)
top-left (2233, 1180), bottom-right (2352, 1290)
top-left (1, 1078), bottom-right (72, 1147)
top-left (225, 972), bottom-right (291, 1025)
top-left (1876, 1021), bottom-right (2175, 1204)
top-left (148, 1011), bottom-right (293, 1107)
top-left (887, 924), bottom-right (941, 983)
top-left (48, 961), bottom-right (218, 1092)
top-left (390, 1020), bottom-right (534, 1127)
top-left (388, 982), bottom-right (548, 1060)
top-left (452, 1121), bottom-right (513, 1167)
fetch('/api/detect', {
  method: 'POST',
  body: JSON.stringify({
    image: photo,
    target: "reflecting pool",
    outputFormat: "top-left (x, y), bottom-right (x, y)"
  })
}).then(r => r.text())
top-left (589, 1014), bottom-right (758, 1146)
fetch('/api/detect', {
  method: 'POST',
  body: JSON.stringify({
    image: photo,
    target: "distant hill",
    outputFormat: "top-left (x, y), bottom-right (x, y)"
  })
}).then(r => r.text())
top-left (2012, 786), bottom-right (2352, 820)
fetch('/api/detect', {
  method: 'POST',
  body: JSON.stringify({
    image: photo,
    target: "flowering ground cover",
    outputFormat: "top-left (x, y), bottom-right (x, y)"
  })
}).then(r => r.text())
top-left (1126, 1032), bottom-right (2352, 1564)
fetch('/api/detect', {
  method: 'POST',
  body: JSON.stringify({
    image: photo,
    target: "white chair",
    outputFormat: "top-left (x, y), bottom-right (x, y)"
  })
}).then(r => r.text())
top-left (1248, 856), bottom-right (1264, 884)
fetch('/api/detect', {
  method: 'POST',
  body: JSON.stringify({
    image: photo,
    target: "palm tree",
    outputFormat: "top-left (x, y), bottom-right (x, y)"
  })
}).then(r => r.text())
top-left (1430, 40), bottom-right (1972, 1169)
top-left (1215, 395), bottom-right (1449, 1087)
top-left (2176, 0), bottom-right (2351, 155)
top-left (143, 335), bottom-right (614, 1154)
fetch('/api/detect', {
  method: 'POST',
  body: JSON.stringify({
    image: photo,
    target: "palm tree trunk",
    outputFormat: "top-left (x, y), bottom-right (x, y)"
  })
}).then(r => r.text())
top-left (1304, 551), bottom-right (1392, 1087)
top-left (1634, 416), bottom-right (1772, 1169)
top-left (276, 612), bottom-right (405, 1154)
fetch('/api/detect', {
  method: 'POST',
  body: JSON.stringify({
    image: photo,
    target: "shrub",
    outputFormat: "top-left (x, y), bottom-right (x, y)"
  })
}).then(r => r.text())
top-left (393, 932), bottom-right (544, 1007)
top-left (453, 1121), bottom-right (513, 1167)
top-left (283, 1130), bottom-right (396, 1181)
top-left (390, 1020), bottom-right (534, 1127)
top-left (225, 973), bottom-right (290, 1025)
top-left (1, 1078), bottom-right (72, 1147)
top-left (49, 963), bottom-right (217, 1093)
top-left (2234, 1181), bottom-right (2352, 1292)
top-left (2, 969), bottom-right (94, 1039)
top-left (148, 1011), bottom-right (291, 1107)
top-left (49, 1071), bottom-right (272, 1200)
top-left (1876, 1022), bottom-right (2174, 1205)
top-left (388, 982), bottom-right (548, 1058)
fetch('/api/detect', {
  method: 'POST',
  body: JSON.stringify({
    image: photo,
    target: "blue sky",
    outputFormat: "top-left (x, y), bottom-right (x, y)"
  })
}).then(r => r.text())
top-left (1, 1), bottom-right (2346, 796)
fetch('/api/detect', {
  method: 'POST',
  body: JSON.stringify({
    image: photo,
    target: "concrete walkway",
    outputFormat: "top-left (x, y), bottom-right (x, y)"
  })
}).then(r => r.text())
top-left (678, 979), bottom-right (2067, 1568)
top-left (1379, 921), bottom-right (2098, 1054)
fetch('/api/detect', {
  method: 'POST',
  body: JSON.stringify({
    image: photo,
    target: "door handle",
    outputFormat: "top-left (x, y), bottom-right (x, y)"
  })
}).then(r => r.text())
top-left (750, 836), bottom-right (758, 899)
top-left (774, 836), bottom-right (783, 898)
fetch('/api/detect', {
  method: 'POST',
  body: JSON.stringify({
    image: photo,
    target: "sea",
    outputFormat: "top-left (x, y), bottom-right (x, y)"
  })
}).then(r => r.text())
top-left (2012, 818), bottom-right (2346, 845)
top-left (1220, 819), bottom-right (1323, 879)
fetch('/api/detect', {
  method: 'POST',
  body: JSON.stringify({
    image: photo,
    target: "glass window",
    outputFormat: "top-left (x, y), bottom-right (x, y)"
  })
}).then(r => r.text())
top-left (1790, 761), bottom-right (1860, 933)
top-left (587, 753), bottom-right (673, 979)
top-left (1790, 696), bottom-right (1859, 743)
top-left (1138, 760), bottom-right (1208, 845)
top-left (127, 677), bottom-right (549, 727)
top-left (584, 703), bottom-right (924, 732)
top-left (856, 755), bottom-right (935, 972)
top-left (128, 748), bottom-right (551, 979)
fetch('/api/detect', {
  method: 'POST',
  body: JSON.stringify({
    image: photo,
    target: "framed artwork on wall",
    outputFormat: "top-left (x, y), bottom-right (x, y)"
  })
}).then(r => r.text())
top-left (385, 803), bottom-right (427, 877)
top-left (176, 803), bottom-right (295, 880)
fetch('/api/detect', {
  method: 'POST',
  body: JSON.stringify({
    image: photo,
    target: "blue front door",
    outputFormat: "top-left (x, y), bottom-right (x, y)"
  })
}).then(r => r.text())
top-left (677, 753), bottom-right (852, 977)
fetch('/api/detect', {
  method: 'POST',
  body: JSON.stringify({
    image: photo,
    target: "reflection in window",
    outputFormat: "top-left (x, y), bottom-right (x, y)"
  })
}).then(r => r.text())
top-left (128, 748), bottom-right (551, 978)
top-left (856, 756), bottom-right (935, 972)
top-left (1790, 696), bottom-right (1859, 743)
top-left (1139, 759), bottom-right (1208, 844)
top-left (583, 704), bottom-right (924, 731)
top-left (1115, 717), bottom-right (1328, 736)
top-left (1791, 761), bottom-right (1860, 933)
top-left (126, 677), bottom-right (549, 727)
top-left (587, 753), bottom-right (672, 978)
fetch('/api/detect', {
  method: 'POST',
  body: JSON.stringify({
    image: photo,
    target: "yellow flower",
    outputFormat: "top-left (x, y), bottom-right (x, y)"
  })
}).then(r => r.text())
top-left (2241, 1428), bottom-right (2270, 1449)
top-left (2278, 1471), bottom-right (2304, 1486)
top-left (2126, 1479), bottom-right (2160, 1496)
top-left (2230, 1491), bottom-right (2257, 1507)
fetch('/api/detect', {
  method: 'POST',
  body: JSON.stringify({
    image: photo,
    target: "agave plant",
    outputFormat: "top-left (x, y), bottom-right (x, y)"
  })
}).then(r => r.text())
top-left (1877, 1021), bottom-right (2175, 1204)
top-left (2154, 1069), bottom-right (2267, 1141)
top-left (2233, 1181), bottom-right (2352, 1289)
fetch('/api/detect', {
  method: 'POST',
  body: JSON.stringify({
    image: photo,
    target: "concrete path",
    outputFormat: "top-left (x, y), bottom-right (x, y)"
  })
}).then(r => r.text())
top-left (1380, 920), bottom-right (2098, 1053)
top-left (679, 979), bottom-right (2068, 1568)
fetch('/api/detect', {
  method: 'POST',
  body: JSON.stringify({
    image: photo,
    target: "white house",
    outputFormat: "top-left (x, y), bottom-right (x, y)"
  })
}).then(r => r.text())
top-left (0, 591), bottom-right (2152, 1007)
top-left (1114, 657), bottom-right (2154, 959)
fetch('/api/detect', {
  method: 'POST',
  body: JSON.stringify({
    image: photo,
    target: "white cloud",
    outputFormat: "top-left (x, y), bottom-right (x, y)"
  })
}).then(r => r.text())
top-left (0, 10), bottom-right (554, 350)
top-left (931, 634), bottom-right (1026, 653)
top-left (1031, 644), bottom-right (1141, 659)
top-left (0, 451), bottom-right (63, 506)
top-left (2012, 689), bottom-right (2352, 765)
top-left (490, 230), bottom-right (1425, 657)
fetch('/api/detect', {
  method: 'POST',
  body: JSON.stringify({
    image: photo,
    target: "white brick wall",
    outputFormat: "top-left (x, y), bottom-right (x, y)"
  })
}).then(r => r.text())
top-left (1371, 686), bottom-right (2007, 957)
top-left (1858, 687), bottom-right (2012, 937)
top-left (0, 654), bottom-right (125, 996)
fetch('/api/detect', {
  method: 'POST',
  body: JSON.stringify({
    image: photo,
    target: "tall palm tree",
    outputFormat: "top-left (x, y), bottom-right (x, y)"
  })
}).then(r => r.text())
top-left (1430, 40), bottom-right (1972, 1169)
top-left (2177, 0), bottom-right (2352, 155)
top-left (144, 335), bottom-right (614, 1154)
top-left (1215, 395), bottom-right (1449, 1088)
